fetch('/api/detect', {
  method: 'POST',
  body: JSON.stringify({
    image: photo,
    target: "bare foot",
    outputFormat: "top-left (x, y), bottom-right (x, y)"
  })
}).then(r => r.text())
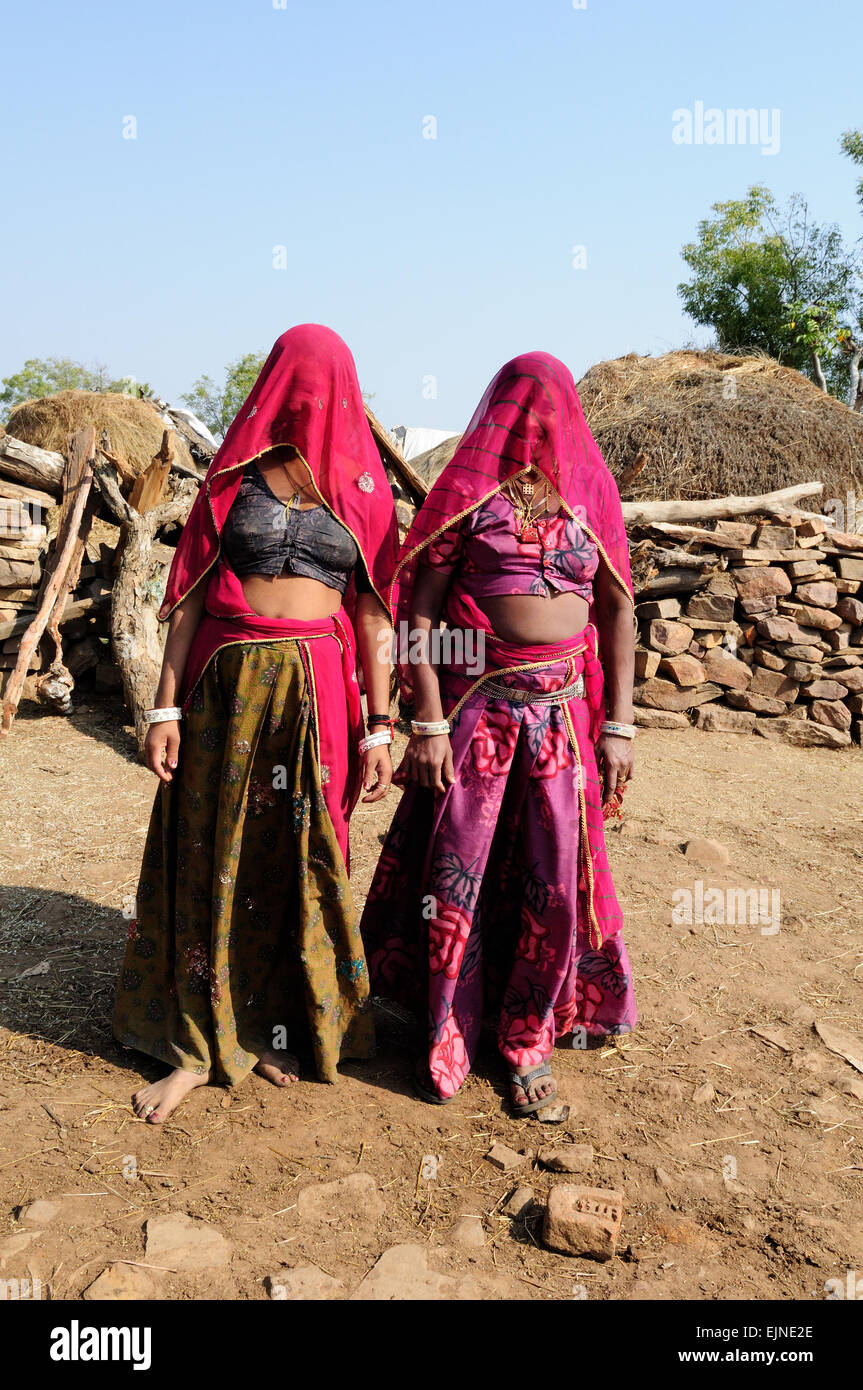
top-left (510, 1064), bottom-right (557, 1112)
top-left (254, 1050), bottom-right (300, 1087)
top-left (132, 1067), bottom-right (212, 1125)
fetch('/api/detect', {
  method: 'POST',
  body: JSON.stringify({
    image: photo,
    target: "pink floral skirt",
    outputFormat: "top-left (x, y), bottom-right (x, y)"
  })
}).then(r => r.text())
top-left (360, 656), bottom-right (636, 1101)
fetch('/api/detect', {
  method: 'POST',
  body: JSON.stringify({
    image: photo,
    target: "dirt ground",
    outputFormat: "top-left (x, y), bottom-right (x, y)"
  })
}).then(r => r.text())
top-left (1, 693), bottom-right (861, 1302)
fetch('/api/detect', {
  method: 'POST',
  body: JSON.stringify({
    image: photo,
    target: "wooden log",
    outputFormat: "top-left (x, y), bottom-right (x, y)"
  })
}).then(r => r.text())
top-left (93, 437), bottom-right (196, 757)
top-left (639, 566), bottom-right (712, 597)
top-left (1, 427), bottom-right (97, 733)
top-left (36, 430), bottom-right (105, 713)
top-left (0, 475), bottom-right (56, 514)
top-left (621, 482), bottom-right (824, 526)
top-left (128, 431), bottom-right (173, 515)
top-left (0, 586), bottom-right (39, 603)
top-left (0, 557), bottom-right (41, 587)
top-left (0, 434), bottom-right (65, 494)
top-left (651, 547), bottom-right (720, 572)
top-left (0, 588), bottom-right (109, 643)
top-left (0, 542), bottom-right (43, 562)
top-left (0, 522), bottom-right (46, 545)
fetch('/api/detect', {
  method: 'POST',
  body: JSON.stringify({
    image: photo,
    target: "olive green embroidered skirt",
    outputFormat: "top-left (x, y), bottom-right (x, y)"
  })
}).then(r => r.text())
top-left (112, 641), bottom-right (374, 1085)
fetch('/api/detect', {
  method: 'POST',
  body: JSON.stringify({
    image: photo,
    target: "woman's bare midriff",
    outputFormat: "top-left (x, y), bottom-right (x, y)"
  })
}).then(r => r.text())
top-left (481, 591), bottom-right (590, 645)
top-left (240, 572), bottom-right (342, 620)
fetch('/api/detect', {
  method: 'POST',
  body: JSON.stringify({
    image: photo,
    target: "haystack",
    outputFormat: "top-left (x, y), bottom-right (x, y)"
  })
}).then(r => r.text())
top-left (411, 434), bottom-right (460, 488)
top-left (577, 350), bottom-right (863, 504)
top-left (6, 391), bottom-right (196, 486)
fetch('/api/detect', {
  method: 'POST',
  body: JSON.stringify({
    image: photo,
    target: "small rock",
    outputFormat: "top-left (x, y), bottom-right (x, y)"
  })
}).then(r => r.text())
top-left (755, 717), bottom-right (851, 749)
top-left (732, 567), bottom-right (792, 601)
top-left (633, 707), bottom-right (690, 730)
top-left (659, 654), bottom-right (706, 687)
top-left (542, 1185), bottom-right (624, 1261)
top-left (802, 679), bottom-right (848, 701)
top-left (18, 1200), bottom-right (60, 1227)
top-left (751, 1024), bottom-right (793, 1052)
top-left (485, 1142), bottom-right (526, 1173)
top-left (350, 1243), bottom-right (457, 1300)
top-left (692, 1082), bottom-right (715, 1105)
top-left (535, 1103), bottom-right (571, 1123)
top-left (794, 581), bottom-right (838, 609)
top-left (83, 1264), bottom-right (155, 1300)
top-left (810, 699), bottom-right (852, 730)
top-left (502, 1186), bottom-right (535, 1219)
top-left (636, 678), bottom-right (723, 712)
top-left (695, 705), bottom-right (756, 734)
top-left (0, 1231), bottom-right (41, 1268)
top-left (144, 1213), bottom-right (231, 1271)
top-left (726, 689), bottom-right (786, 714)
top-left (297, 1173), bottom-right (385, 1225)
top-left (450, 1216), bottom-right (485, 1248)
top-left (684, 837), bottom-right (730, 869)
top-left (646, 619), bottom-right (692, 655)
top-left (748, 666), bottom-right (800, 702)
top-left (538, 1144), bottom-right (594, 1174)
top-left (265, 1265), bottom-right (344, 1300)
top-left (832, 1075), bottom-right (863, 1102)
top-left (700, 648), bottom-right (753, 690)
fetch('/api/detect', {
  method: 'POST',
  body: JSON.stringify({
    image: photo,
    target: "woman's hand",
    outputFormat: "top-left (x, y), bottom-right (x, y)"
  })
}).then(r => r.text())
top-left (398, 733), bottom-right (455, 793)
top-left (361, 744), bottom-right (393, 803)
top-left (144, 720), bottom-right (181, 783)
top-left (597, 733), bottom-right (634, 803)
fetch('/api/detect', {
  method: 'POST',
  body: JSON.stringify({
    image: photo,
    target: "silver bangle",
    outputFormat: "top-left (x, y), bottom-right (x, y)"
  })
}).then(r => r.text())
top-left (144, 706), bottom-right (183, 725)
top-left (359, 730), bottom-right (393, 754)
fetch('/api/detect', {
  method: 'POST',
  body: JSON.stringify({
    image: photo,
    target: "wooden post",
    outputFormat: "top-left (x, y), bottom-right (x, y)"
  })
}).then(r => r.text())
top-left (1, 426), bottom-right (97, 734)
top-left (94, 432), bottom-right (196, 757)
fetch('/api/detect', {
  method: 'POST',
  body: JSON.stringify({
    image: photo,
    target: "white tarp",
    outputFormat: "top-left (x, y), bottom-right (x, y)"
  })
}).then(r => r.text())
top-left (390, 425), bottom-right (459, 462)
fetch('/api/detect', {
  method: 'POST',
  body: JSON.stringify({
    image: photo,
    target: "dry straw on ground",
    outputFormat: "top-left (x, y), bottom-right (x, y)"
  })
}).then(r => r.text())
top-left (578, 349), bottom-right (863, 504)
top-left (6, 391), bottom-right (196, 485)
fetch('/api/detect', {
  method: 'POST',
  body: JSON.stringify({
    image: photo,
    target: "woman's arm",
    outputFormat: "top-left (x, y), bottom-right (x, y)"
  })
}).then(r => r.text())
top-left (399, 564), bottom-right (456, 793)
top-left (354, 590), bottom-right (395, 803)
top-left (594, 561), bottom-right (636, 801)
top-left (144, 584), bottom-right (207, 783)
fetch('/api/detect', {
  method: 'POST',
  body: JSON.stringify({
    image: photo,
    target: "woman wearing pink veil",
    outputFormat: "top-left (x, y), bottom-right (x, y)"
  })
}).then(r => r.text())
top-left (360, 352), bottom-right (637, 1114)
top-left (113, 325), bottom-right (398, 1124)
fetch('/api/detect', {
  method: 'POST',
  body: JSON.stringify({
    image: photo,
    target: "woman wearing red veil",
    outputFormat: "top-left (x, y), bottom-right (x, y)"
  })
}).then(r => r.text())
top-left (113, 325), bottom-right (398, 1124)
top-left (360, 352), bottom-right (637, 1114)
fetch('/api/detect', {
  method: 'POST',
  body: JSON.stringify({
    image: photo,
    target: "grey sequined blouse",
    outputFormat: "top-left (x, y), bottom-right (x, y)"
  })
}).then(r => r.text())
top-left (221, 462), bottom-right (373, 595)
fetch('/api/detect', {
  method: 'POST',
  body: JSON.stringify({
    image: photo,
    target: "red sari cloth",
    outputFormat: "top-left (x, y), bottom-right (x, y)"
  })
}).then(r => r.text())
top-left (155, 324), bottom-right (399, 859)
top-left (160, 323), bottom-right (399, 622)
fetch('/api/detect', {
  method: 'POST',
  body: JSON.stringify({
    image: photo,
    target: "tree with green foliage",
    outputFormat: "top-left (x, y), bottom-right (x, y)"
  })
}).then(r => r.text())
top-left (0, 356), bottom-right (153, 423)
top-left (838, 129), bottom-right (863, 410)
top-left (678, 185), bottom-right (856, 399)
top-left (181, 351), bottom-right (267, 442)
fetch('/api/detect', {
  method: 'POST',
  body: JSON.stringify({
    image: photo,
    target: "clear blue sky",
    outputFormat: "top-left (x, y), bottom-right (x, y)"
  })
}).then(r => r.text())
top-left (1, 0), bottom-right (859, 433)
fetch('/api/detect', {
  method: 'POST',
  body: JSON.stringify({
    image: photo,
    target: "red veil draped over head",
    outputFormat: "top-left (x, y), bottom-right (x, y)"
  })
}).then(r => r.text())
top-left (160, 323), bottom-right (399, 621)
top-left (388, 351), bottom-right (633, 655)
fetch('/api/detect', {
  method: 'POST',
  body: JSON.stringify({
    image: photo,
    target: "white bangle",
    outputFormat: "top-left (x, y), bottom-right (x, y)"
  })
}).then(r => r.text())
top-left (144, 707), bottom-right (183, 725)
top-left (602, 720), bottom-right (637, 739)
top-left (411, 719), bottom-right (450, 737)
top-left (359, 730), bottom-right (393, 754)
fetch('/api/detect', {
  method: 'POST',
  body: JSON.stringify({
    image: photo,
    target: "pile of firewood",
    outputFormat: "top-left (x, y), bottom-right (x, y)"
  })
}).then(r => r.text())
top-left (628, 486), bottom-right (863, 749)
